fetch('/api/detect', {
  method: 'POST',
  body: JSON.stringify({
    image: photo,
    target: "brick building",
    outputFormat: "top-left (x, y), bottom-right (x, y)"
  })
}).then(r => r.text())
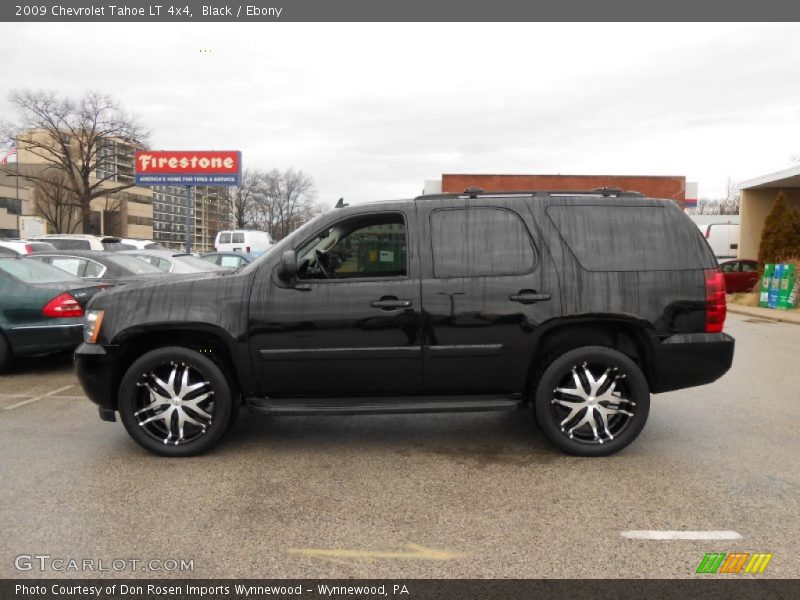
top-left (424, 174), bottom-right (691, 205)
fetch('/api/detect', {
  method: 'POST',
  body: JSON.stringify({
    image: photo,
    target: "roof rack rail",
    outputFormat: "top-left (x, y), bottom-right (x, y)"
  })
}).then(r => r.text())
top-left (415, 189), bottom-right (645, 200)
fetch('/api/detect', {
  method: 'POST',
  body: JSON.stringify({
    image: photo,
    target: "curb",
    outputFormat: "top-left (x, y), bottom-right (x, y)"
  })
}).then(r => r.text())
top-left (728, 305), bottom-right (800, 325)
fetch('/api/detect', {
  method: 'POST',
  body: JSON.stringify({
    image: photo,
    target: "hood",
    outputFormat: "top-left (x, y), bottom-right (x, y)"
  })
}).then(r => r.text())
top-left (92, 270), bottom-right (225, 301)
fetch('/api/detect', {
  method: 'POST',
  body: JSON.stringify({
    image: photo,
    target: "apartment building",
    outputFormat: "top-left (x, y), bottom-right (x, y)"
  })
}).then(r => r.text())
top-left (2, 131), bottom-right (231, 249)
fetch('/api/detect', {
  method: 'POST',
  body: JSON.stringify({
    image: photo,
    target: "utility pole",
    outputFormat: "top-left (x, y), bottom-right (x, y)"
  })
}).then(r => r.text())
top-left (184, 185), bottom-right (192, 253)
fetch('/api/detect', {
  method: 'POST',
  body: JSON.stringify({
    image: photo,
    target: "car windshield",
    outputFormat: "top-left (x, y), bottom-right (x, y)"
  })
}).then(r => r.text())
top-left (0, 257), bottom-right (82, 284)
top-left (104, 254), bottom-right (163, 274)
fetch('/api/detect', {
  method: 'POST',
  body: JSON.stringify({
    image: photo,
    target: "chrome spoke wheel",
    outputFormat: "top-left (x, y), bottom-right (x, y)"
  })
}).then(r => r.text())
top-left (550, 361), bottom-right (637, 445)
top-left (134, 362), bottom-right (215, 446)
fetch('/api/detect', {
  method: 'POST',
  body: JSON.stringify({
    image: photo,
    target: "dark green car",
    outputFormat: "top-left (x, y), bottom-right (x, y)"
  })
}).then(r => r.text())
top-left (0, 255), bottom-right (106, 372)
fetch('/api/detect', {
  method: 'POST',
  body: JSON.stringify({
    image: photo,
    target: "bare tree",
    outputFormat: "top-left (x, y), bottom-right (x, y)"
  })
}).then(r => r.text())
top-left (32, 169), bottom-right (83, 233)
top-left (266, 168), bottom-right (319, 239)
top-left (2, 90), bottom-right (147, 235)
top-left (685, 177), bottom-right (741, 216)
top-left (231, 168), bottom-right (266, 229)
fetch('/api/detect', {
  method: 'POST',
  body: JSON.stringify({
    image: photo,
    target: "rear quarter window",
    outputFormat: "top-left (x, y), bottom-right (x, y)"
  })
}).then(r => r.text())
top-left (547, 204), bottom-right (713, 271)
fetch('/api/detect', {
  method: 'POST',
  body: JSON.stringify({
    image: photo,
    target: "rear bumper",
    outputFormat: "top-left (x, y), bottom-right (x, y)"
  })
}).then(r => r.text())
top-left (74, 343), bottom-right (119, 413)
top-left (650, 332), bottom-right (735, 393)
top-left (8, 321), bottom-right (83, 356)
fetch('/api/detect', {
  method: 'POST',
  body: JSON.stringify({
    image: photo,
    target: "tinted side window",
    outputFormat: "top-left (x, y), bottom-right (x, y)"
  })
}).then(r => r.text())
top-left (232, 233), bottom-right (245, 243)
top-left (219, 233), bottom-right (231, 244)
top-left (430, 207), bottom-right (535, 278)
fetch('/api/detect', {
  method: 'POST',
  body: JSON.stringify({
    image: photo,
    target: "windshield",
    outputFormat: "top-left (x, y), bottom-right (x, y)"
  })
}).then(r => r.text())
top-left (0, 257), bottom-right (82, 284)
top-left (104, 254), bottom-right (164, 274)
top-left (239, 212), bottom-right (328, 275)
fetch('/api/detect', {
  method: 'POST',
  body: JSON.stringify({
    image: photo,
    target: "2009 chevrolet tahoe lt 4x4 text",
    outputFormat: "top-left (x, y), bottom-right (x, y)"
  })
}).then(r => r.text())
top-left (75, 189), bottom-right (734, 457)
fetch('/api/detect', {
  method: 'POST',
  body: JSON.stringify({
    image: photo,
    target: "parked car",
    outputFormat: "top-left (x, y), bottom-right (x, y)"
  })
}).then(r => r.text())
top-left (0, 240), bottom-right (58, 255)
top-left (27, 250), bottom-right (168, 286)
top-left (0, 256), bottom-right (106, 372)
top-left (720, 258), bottom-right (759, 293)
top-left (214, 229), bottom-right (273, 254)
top-left (75, 189), bottom-right (734, 457)
top-left (200, 251), bottom-right (257, 269)
top-left (120, 249), bottom-right (228, 274)
top-left (28, 234), bottom-right (131, 252)
top-left (697, 222), bottom-right (739, 259)
top-left (120, 238), bottom-right (165, 250)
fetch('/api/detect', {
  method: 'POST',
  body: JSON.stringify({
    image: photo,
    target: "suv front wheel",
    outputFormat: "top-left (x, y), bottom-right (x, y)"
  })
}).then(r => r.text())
top-left (118, 346), bottom-right (232, 456)
top-left (534, 346), bottom-right (650, 457)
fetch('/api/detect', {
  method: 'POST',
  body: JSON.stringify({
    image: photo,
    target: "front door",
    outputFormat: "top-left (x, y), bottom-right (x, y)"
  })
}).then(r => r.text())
top-left (417, 197), bottom-right (560, 394)
top-left (248, 208), bottom-right (423, 397)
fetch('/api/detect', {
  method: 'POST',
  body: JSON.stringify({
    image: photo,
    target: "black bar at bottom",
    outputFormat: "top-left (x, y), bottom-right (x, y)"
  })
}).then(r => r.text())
top-left (2, 579), bottom-right (798, 600)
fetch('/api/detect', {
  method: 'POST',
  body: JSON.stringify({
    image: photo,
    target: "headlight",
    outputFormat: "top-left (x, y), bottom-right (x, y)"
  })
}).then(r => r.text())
top-left (84, 310), bottom-right (105, 344)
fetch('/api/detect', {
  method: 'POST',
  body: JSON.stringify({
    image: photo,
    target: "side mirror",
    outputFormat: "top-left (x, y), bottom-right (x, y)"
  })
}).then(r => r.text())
top-left (278, 250), bottom-right (298, 281)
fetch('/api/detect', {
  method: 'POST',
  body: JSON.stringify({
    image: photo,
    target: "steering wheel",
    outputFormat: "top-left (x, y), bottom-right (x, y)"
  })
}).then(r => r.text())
top-left (315, 250), bottom-right (335, 279)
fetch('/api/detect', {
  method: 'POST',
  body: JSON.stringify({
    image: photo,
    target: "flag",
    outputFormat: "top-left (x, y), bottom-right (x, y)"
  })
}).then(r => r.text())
top-left (1, 141), bottom-right (17, 164)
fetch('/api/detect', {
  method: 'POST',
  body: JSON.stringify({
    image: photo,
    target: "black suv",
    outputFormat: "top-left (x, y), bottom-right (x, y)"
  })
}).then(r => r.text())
top-left (75, 189), bottom-right (734, 457)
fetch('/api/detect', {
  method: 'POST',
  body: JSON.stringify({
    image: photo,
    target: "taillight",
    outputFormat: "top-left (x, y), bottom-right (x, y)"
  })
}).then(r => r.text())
top-left (704, 268), bottom-right (726, 333)
top-left (24, 244), bottom-right (34, 254)
top-left (42, 293), bottom-right (84, 318)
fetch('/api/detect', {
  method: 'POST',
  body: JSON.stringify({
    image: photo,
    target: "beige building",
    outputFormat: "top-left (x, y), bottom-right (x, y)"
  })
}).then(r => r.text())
top-left (2, 131), bottom-right (154, 240)
top-left (2, 131), bottom-right (231, 249)
top-left (739, 166), bottom-right (800, 259)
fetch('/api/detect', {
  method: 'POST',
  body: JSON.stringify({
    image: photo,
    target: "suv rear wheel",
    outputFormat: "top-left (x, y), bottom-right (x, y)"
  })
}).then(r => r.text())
top-left (534, 346), bottom-right (650, 457)
top-left (118, 346), bottom-right (232, 456)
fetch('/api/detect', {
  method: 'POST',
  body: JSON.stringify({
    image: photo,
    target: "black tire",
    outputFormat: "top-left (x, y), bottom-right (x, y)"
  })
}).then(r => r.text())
top-left (0, 333), bottom-right (10, 373)
top-left (534, 346), bottom-right (650, 457)
top-left (118, 346), bottom-right (232, 457)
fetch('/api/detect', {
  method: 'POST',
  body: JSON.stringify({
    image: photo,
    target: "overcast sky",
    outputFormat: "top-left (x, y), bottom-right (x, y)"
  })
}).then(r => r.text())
top-left (3, 22), bottom-right (800, 204)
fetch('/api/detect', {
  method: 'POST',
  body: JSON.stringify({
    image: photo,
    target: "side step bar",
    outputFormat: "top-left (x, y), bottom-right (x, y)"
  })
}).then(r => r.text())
top-left (247, 395), bottom-right (524, 416)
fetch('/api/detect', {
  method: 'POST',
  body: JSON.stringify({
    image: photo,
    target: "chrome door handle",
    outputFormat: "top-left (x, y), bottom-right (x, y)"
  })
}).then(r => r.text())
top-left (509, 291), bottom-right (551, 304)
top-left (370, 298), bottom-right (412, 310)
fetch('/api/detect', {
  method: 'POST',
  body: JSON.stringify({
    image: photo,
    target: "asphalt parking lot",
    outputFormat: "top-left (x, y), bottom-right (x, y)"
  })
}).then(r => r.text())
top-left (1, 312), bottom-right (798, 579)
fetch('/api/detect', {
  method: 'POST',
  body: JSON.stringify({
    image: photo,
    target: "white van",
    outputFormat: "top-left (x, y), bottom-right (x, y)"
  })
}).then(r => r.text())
top-left (214, 230), bottom-right (273, 253)
top-left (697, 222), bottom-right (739, 259)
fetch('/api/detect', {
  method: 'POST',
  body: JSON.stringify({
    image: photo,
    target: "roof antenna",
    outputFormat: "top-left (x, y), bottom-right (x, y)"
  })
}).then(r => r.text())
top-left (335, 197), bottom-right (347, 208)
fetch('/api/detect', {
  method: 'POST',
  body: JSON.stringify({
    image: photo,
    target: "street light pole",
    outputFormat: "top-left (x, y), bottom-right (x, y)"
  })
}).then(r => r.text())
top-left (184, 185), bottom-right (192, 254)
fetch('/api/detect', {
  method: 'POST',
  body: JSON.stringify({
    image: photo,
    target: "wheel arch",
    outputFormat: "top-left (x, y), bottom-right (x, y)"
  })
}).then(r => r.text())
top-left (526, 316), bottom-right (655, 393)
top-left (113, 324), bottom-right (247, 407)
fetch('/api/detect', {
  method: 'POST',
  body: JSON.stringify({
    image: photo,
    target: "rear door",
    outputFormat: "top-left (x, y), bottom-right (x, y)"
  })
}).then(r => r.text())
top-left (417, 197), bottom-right (560, 394)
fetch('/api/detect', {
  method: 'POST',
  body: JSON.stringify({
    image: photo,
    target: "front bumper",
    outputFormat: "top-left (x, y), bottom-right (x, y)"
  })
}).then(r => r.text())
top-left (74, 343), bottom-right (120, 416)
top-left (650, 332), bottom-right (735, 393)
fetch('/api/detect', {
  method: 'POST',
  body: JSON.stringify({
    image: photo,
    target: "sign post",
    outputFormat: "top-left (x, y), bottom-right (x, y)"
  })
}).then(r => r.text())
top-left (134, 150), bottom-right (242, 253)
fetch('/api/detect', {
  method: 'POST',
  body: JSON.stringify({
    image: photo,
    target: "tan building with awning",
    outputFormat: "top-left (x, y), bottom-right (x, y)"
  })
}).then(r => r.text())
top-left (739, 166), bottom-right (800, 259)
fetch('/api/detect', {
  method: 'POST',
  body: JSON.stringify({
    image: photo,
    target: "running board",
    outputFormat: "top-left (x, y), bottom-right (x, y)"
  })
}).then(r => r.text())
top-left (246, 395), bottom-right (524, 416)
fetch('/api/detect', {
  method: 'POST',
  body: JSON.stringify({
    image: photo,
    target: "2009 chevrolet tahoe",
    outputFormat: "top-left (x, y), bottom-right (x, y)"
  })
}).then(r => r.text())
top-left (75, 189), bottom-right (734, 457)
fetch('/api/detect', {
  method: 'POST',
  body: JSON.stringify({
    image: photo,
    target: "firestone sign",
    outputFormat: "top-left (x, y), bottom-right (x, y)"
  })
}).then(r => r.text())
top-left (134, 150), bottom-right (242, 186)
